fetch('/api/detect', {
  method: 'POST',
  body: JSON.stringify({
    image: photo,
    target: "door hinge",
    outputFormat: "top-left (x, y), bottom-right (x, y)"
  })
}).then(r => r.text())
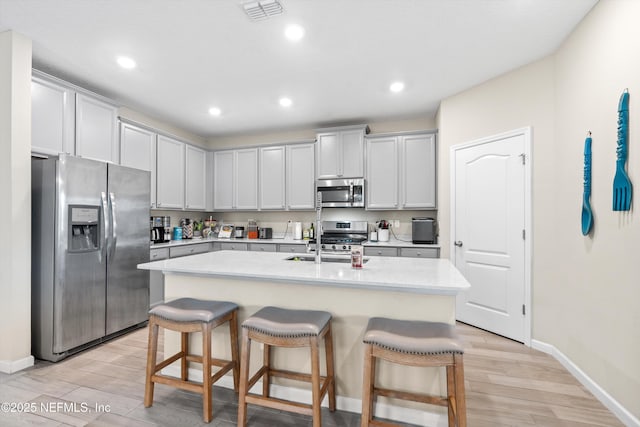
top-left (519, 153), bottom-right (526, 165)
top-left (522, 304), bottom-right (526, 315)
top-left (522, 229), bottom-right (526, 240)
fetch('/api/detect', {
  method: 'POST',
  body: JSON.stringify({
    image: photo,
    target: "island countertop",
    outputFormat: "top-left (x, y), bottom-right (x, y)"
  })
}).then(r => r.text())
top-left (138, 250), bottom-right (469, 295)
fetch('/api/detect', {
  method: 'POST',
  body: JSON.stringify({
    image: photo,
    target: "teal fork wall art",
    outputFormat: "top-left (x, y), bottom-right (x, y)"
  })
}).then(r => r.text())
top-left (612, 89), bottom-right (631, 211)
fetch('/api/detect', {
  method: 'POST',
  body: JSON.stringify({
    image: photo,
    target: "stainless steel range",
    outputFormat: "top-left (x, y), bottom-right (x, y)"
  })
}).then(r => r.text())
top-left (318, 220), bottom-right (368, 253)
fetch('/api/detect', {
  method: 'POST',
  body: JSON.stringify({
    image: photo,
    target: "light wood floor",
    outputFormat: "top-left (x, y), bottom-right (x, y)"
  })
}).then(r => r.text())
top-left (0, 322), bottom-right (624, 426)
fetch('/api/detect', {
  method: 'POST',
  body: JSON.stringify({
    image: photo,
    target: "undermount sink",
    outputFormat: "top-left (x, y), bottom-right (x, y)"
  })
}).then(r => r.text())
top-left (285, 255), bottom-right (369, 264)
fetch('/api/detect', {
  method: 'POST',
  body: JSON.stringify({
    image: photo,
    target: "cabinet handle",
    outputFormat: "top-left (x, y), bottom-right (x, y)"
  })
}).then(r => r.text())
top-left (417, 252), bottom-right (421, 256)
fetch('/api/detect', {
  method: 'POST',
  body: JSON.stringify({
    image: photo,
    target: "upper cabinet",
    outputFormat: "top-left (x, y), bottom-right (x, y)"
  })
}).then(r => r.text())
top-left (213, 148), bottom-right (258, 211)
top-left (31, 76), bottom-right (75, 156)
top-left (185, 144), bottom-right (207, 210)
top-left (156, 135), bottom-right (185, 209)
top-left (286, 143), bottom-right (315, 210)
top-left (31, 72), bottom-right (118, 162)
top-left (75, 94), bottom-right (119, 163)
top-left (366, 132), bottom-right (437, 210)
top-left (120, 122), bottom-right (157, 208)
top-left (316, 125), bottom-right (368, 179)
top-left (259, 146), bottom-right (286, 210)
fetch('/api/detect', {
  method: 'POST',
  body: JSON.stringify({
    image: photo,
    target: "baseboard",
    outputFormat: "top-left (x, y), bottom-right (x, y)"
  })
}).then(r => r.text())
top-left (532, 339), bottom-right (639, 427)
top-left (0, 355), bottom-right (34, 374)
top-left (163, 366), bottom-right (447, 427)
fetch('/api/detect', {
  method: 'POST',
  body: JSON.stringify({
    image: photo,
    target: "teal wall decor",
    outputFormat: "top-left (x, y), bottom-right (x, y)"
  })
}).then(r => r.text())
top-left (613, 89), bottom-right (631, 211)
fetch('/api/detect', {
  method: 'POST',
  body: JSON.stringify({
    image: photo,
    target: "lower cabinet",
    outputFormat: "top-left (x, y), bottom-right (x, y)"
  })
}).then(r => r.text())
top-left (219, 242), bottom-right (248, 251)
top-left (364, 246), bottom-right (440, 258)
top-left (149, 248), bottom-right (170, 308)
top-left (278, 244), bottom-right (307, 254)
top-left (169, 243), bottom-right (211, 258)
top-left (249, 243), bottom-right (277, 252)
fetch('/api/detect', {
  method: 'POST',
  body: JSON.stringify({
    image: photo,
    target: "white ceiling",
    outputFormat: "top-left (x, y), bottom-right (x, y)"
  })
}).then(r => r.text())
top-left (0, 0), bottom-right (598, 138)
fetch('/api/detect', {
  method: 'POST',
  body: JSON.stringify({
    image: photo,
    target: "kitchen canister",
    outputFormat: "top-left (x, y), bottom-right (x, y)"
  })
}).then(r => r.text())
top-left (172, 226), bottom-right (183, 240)
top-left (378, 228), bottom-right (390, 242)
top-left (181, 218), bottom-right (193, 239)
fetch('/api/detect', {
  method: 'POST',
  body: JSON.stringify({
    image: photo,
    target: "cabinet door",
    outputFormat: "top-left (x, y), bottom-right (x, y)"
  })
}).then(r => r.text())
top-left (214, 151), bottom-right (234, 210)
top-left (341, 128), bottom-right (364, 178)
top-left (235, 148), bottom-right (258, 210)
top-left (205, 151), bottom-right (215, 211)
top-left (185, 145), bottom-right (207, 210)
top-left (316, 132), bottom-right (340, 178)
top-left (401, 134), bottom-right (436, 208)
top-left (120, 122), bottom-right (156, 208)
top-left (156, 135), bottom-right (185, 209)
top-left (31, 76), bottom-right (75, 156)
top-left (366, 137), bottom-right (398, 209)
top-left (75, 93), bottom-right (118, 163)
top-left (259, 146), bottom-right (286, 210)
top-left (287, 143), bottom-right (315, 210)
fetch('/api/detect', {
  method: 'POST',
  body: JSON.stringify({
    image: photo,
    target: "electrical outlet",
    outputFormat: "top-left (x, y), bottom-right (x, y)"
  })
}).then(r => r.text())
top-left (392, 220), bottom-right (400, 228)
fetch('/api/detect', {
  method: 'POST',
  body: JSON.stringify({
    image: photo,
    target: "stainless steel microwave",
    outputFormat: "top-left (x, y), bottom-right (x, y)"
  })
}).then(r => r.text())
top-left (316, 178), bottom-right (365, 208)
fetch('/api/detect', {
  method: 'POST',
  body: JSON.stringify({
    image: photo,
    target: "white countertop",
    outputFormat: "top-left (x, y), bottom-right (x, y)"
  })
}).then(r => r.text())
top-left (138, 250), bottom-right (468, 295)
top-left (150, 236), bottom-right (439, 250)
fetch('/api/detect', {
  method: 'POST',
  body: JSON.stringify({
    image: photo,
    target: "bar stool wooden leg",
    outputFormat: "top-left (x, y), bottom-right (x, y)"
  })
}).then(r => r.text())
top-left (325, 324), bottom-right (336, 412)
top-left (446, 365), bottom-right (456, 426)
top-left (237, 328), bottom-right (251, 427)
top-left (181, 332), bottom-right (189, 381)
top-left (229, 310), bottom-right (240, 392)
top-left (454, 354), bottom-right (467, 427)
top-left (144, 320), bottom-right (159, 408)
top-left (360, 343), bottom-right (374, 427)
top-left (262, 343), bottom-right (271, 397)
top-left (310, 336), bottom-right (322, 427)
top-left (201, 322), bottom-right (213, 423)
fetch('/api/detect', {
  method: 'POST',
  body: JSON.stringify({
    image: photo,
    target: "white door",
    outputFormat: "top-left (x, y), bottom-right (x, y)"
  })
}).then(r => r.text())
top-left (120, 123), bottom-right (156, 208)
top-left (185, 145), bottom-right (207, 210)
top-left (452, 128), bottom-right (530, 343)
top-left (259, 146), bottom-right (286, 210)
top-left (75, 93), bottom-right (118, 163)
top-left (366, 136), bottom-right (398, 209)
top-left (286, 143), bottom-right (315, 210)
top-left (156, 135), bottom-right (185, 209)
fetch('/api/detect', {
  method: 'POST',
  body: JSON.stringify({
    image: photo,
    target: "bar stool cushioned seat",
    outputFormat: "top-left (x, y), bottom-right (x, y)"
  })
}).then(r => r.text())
top-left (238, 306), bottom-right (336, 427)
top-left (144, 298), bottom-right (240, 423)
top-left (361, 317), bottom-right (467, 427)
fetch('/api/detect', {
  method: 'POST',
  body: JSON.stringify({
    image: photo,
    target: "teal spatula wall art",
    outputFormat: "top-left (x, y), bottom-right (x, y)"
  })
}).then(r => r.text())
top-left (582, 132), bottom-right (593, 235)
top-left (613, 89), bottom-right (631, 211)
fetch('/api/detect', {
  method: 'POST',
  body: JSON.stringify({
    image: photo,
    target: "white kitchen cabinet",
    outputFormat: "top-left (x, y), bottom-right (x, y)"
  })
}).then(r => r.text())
top-left (400, 134), bottom-right (436, 208)
top-left (185, 144), bottom-right (207, 210)
top-left (259, 146), bottom-right (286, 210)
top-left (316, 125), bottom-right (367, 179)
top-left (213, 148), bottom-right (258, 210)
top-left (156, 135), bottom-right (185, 209)
top-left (286, 143), bottom-right (315, 210)
top-left (205, 151), bottom-right (215, 211)
top-left (31, 76), bottom-right (75, 156)
top-left (213, 151), bottom-right (234, 210)
top-left (75, 93), bottom-right (118, 163)
top-left (120, 122), bottom-right (157, 208)
top-left (366, 132), bottom-right (437, 210)
top-left (366, 136), bottom-right (398, 209)
top-left (235, 148), bottom-right (259, 210)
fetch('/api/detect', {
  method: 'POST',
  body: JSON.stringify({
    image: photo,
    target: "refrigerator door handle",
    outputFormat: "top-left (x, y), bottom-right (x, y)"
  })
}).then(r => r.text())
top-left (100, 192), bottom-right (109, 263)
top-left (109, 192), bottom-right (118, 262)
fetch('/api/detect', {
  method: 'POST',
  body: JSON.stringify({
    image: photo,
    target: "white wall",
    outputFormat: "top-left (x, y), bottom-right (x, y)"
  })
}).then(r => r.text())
top-left (119, 106), bottom-right (207, 148)
top-left (438, 0), bottom-right (640, 420)
top-left (0, 31), bottom-right (34, 372)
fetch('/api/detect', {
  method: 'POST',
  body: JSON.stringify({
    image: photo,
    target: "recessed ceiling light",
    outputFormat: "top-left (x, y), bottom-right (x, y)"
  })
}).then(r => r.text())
top-left (208, 107), bottom-right (222, 117)
top-left (390, 81), bottom-right (405, 93)
top-left (116, 56), bottom-right (136, 70)
top-left (279, 97), bottom-right (293, 107)
top-left (285, 24), bottom-right (305, 41)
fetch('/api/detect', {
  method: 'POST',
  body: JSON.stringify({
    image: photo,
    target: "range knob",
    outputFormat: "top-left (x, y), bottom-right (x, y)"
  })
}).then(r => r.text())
top-left (321, 244), bottom-right (326, 250)
top-left (342, 245), bottom-right (348, 250)
top-left (331, 244), bottom-right (337, 250)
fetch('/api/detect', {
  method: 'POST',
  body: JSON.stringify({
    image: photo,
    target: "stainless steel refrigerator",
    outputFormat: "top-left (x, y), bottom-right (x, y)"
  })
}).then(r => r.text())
top-left (31, 154), bottom-right (150, 362)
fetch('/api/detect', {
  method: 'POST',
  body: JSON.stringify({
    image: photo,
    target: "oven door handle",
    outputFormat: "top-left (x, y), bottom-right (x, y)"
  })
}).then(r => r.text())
top-left (349, 182), bottom-right (354, 204)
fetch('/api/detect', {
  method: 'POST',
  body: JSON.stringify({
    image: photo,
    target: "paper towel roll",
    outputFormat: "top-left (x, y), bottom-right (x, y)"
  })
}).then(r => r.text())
top-left (294, 222), bottom-right (302, 240)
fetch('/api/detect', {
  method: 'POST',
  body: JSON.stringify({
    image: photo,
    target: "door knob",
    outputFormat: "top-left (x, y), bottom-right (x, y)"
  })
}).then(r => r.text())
top-left (454, 241), bottom-right (463, 247)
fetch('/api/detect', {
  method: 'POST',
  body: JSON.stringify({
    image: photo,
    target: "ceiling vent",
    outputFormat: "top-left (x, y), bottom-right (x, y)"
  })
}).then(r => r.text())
top-left (243, 0), bottom-right (284, 21)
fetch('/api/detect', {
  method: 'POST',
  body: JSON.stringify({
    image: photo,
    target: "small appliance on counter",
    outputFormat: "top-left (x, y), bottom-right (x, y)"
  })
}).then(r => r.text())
top-left (163, 216), bottom-right (171, 241)
top-left (259, 227), bottom-right (273, 239)
top-left (235, 226), bottom-right (245, 238)
top-left (412, 217), bottom-right (437, 244)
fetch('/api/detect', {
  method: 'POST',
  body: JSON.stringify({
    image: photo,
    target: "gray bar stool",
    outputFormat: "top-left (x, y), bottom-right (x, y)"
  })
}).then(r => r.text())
top-left (144, 297), bottom-right (239, 423)
top-left (361, 317), bottom-right (467, 427)
top-left (237, 306), bottom-right (336, 427)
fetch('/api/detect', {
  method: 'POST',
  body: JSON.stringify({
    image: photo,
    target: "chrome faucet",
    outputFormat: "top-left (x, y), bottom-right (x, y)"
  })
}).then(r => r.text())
top-left (315, 191), bottom-right (322, 264)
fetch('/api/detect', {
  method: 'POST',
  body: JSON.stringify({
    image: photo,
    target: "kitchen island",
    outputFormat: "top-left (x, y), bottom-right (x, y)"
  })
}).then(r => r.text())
top-left (138, 250), bottom-right (470, 424)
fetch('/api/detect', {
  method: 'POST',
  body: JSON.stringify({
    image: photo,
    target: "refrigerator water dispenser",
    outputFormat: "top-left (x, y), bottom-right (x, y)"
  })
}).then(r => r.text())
top-left (69, 205), bottom-right (99, 251)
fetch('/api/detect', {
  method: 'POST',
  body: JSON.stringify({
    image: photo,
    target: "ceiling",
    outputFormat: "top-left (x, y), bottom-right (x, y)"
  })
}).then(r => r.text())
top-left (0, 0), bottom-right (598, 138)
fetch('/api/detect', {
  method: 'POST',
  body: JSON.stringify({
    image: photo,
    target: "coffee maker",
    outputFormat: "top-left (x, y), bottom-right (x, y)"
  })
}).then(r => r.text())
top-left (150, 216), bottom-right (170, 243)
